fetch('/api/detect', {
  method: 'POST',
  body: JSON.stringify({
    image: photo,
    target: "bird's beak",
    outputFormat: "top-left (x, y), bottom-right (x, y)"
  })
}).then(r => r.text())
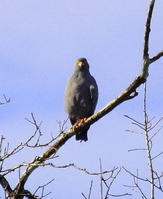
top-left (77, 60), bottom-right (83, 67)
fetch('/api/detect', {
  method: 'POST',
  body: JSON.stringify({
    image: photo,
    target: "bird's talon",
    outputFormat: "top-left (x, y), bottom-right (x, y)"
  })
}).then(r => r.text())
top-left (71, 118), bottom-right (87, 131)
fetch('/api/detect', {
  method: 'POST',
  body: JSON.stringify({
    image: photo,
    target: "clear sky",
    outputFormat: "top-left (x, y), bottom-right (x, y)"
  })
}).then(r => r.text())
top-left (0, 0), bottom-right (163, 198)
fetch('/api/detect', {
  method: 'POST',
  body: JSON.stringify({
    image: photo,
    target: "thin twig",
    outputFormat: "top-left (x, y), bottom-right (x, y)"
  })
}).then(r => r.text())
top-left (107, 193), bottom-right (132, 197)
top-left (0, 95), bottom-right (10, 105)
top-left (128, 148), bottom-right (146, 152)
top-left (150, 50), bottom-right (163, 63)
top-left (152, 152), bottom-right (163, 161)
top-left (124, 115), bottom-right (144, 127)
top-left (88, 180), bottom-right (93, 199)
top-left (149, 125), bottom-right (163, 141)
top-left (123, 167), bottom-right (149, 183)
top-left (148, 117), bottom-right (163, 132)
top-left (144, 83), bottom-right (155, 199)
top-left (134, 177), bottom-right (148, 199)
top-left (81, 193), bottom-right (87, 199)
top-left (99, 158), bottom-right (103, 199)
top-left (33, 179), bottom-right (54, 197)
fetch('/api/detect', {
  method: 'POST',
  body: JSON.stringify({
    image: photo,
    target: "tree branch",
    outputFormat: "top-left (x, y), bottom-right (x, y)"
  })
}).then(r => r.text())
top-left (143, 0), bottom-right (155, 60)
top-left (143, 83), bottom-right (155, 199)
top-left (0, 175), bottom-right (13, 197)
top-left (0, 95), bottom-right (10, 105)
top-left (150, 50), bottom-right (163, 63)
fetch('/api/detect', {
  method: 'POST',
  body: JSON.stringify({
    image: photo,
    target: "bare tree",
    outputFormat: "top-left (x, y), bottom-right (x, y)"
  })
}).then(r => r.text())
top-left (123, 81), bottom-right (163, 199)
top-left (0, 0), bottom-right (163, 198)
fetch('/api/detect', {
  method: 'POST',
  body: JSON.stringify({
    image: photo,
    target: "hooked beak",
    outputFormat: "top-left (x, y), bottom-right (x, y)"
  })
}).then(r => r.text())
top-left (76, 60), bottom-right (83, 67)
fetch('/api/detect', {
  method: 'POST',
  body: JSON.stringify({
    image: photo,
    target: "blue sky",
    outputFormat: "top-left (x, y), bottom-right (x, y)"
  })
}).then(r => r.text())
top-left (0, 0), bottom-right (163, 198)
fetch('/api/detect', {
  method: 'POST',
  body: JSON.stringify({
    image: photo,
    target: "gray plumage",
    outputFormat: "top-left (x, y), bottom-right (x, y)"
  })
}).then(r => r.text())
top-left (64, 58), bottom-right (98, 141)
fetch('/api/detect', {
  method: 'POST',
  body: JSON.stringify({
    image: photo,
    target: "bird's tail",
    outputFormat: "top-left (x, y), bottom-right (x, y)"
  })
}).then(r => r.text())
top-left (76, 129), bottom-right (88, 142)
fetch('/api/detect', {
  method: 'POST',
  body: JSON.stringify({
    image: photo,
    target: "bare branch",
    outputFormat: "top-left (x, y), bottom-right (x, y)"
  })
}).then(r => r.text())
top-left (143, 83), bottom-right (155, 199)
top-left (50, 162), bottom-right (111, 176)
top-left (153, 171), bottom-right (163, 191)
top-left (123, 168), bottom-right (148, 199)
top-left (141, 0), bottom-right (163, 80)
top-left (88, 180), bottom-right (93, 199)
top-left (104, 169), bottom-right (121, 199)
top-left (107, 193), bottom-right (132, 198)
top-left (128, 148), bottom-right (146, 152)
top-left (99, 158), bottom-right (103, 199)
top-left (25, 113), bottom-right (68, 148)
top-left (0, 95), bottom-right (10, 105)
top-left (125, 129), bottom-right (145, 136)
top-left (19, 189), bottom-right (40, 199)
top-left (0, 141), bottom-right (24, 162)
top-left (123, 167), bottom-right (149, 183)
top-left (150, 50), bottom-right (163, 63)
top-left (134, 177), bottom-right (148, 199)
top-left (81, 192), bottom-right (87, 199)
top-left (0, 175), bottom-right (13, 197)
top-left (152, 152), bottom-right (163, 161)
top-left (148, 117), bottom-right (163, 132)
top-left (33, 179), bottom-right (54, 198)
top-left (2, 162), bottom-right (111, 177)
top-left (143, 0), bottom-right (155, 59)
top-left (56, 118), bottom-right (69, 133)
top-left (124, 115), bottom-right (144, 127)
top-left (123, 166), bottom-right (163, 192)
top-left (149, 125), bottom-right (163, 141)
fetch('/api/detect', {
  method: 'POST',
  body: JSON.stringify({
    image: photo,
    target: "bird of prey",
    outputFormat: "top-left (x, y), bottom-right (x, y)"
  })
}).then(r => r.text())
top-left (64, 58), bottom-right (98, 141)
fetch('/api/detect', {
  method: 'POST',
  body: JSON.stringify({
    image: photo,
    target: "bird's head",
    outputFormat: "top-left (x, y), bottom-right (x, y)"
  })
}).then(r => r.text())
top-left (75, 58), bottom-right (89, 71)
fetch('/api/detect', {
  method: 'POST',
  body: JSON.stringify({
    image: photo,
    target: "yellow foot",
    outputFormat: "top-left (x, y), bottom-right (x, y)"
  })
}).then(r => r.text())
top-left (71, 118), bottom-right (87, 130)
top-left (80, 118), bottom-right (87, 123)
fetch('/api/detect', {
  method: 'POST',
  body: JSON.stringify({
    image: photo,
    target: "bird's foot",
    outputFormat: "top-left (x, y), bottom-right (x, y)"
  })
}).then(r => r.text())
top-left (80, 118), bottom-right (87, 123)
top-left (71, 122), bottom-right (79, 131)
top-left (71, 118), bottom-right (87, 131)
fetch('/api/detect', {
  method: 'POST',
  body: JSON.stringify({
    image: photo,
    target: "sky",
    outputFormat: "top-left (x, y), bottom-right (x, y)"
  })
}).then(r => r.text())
top-left (0, 0), bottom-right (163, 198)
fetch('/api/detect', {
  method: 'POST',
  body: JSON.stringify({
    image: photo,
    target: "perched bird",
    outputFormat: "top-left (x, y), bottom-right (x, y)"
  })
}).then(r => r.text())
top-left (64, 58), bottom-right (98, 141)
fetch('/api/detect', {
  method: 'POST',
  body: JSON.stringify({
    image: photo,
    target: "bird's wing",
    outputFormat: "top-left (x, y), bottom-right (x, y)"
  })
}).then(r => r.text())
top-left (89, 80), bottom-right (98, 112)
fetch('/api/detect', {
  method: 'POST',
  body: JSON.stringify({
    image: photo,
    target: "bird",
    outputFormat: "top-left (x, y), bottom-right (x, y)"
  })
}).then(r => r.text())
top-left (64, 58), bottom-right (98, 141)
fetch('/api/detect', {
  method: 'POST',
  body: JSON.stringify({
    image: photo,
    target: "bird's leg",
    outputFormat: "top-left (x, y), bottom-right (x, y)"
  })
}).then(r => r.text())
top-left (71, 118), bottom-right (87, 131)
top-left (79, 118), bottom-right (87, 124)
top-left (71, 120), bottom-right (80, 131)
